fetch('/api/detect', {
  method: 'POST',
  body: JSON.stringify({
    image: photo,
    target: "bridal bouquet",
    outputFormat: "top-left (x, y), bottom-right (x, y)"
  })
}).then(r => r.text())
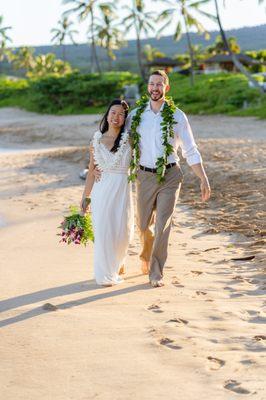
top-left (58, 205), bottom-right (94, 246)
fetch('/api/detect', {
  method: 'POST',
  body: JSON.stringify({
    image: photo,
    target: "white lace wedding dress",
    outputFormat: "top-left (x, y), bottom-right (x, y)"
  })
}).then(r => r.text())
top-left (90, 130), bottom-right (134, 285)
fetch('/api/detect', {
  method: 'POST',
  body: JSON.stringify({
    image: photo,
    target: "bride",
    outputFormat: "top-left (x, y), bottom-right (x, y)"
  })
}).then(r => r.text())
top-left (80, 99), bottom-right (134, 287)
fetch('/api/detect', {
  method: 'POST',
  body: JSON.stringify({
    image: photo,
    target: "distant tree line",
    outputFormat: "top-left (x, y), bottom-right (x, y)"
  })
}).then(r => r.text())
top-left (0, 0), bottom-right (265, 90)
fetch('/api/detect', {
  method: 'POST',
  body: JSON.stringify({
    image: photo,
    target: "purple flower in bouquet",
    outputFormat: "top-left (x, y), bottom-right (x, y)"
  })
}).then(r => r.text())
top-left (58, 205), bottom-right (94, 246)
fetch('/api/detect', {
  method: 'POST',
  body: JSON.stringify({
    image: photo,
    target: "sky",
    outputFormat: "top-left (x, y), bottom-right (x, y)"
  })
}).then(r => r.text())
top-left (1, 0), bottom-right (266, 47)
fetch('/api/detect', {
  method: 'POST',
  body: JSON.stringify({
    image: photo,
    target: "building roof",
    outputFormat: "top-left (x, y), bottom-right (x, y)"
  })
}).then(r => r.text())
top-left (204, 53), bottom-right (260, 65)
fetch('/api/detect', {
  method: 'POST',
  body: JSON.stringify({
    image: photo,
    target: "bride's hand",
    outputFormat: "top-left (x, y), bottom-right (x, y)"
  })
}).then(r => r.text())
top-left (93, 166), bottom-right (102, 182)
top-left (80, 197), bottom-right (91, 214)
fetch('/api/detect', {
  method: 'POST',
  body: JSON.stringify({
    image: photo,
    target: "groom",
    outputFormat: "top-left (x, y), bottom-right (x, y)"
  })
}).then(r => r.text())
top-left (126, 70), bottom-right (211, 287)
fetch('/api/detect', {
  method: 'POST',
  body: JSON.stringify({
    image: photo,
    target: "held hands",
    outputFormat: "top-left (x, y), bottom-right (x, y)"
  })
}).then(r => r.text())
top-left (200, 177), bottom-right (211, 202)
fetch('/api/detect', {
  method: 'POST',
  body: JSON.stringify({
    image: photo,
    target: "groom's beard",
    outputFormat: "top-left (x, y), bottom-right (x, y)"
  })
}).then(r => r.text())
top-left (149, 91), bottom-right (164, 101)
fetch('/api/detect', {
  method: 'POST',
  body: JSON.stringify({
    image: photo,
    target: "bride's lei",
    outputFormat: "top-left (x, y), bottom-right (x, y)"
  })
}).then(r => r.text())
top-left (128, 95), bottom-right (177, 183)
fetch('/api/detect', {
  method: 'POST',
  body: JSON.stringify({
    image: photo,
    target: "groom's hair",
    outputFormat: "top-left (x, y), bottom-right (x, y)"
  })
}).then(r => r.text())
top-left (149, 70), bottom-right (169, 86)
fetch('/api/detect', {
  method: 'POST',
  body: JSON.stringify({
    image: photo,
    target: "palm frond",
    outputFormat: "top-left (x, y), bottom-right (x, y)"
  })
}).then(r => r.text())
top-left (196, 9), bottom-right (217, 22)
top-left (174, 20), bottom-right (182, 41)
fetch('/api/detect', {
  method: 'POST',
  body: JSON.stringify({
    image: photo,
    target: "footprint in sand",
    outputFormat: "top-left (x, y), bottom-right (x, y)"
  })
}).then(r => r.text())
top-left (167, 318), bottom-right (188, 325)
top-left (171, 277), bottom-right (184, 288)
top-left (191, 270), bottom-right (203, 275)
top-left (240, 359), bottom-right (255, 365)
top-left (159, 337), bottom-right (182, 350)
top-left (230, 293), bottom-right (244, 298)
top-left (207, 356), bottom-right (225, 370)
top-left (196, 290), bottom-right (207, 296)
top-left (253, 335), bottom-right (266, 341)
top-left (147, 304), bottom-right (164, 313)
top-left (224, 380), bottom-right (250, 395)
top-left (232, 275), bottom-right (246, 282)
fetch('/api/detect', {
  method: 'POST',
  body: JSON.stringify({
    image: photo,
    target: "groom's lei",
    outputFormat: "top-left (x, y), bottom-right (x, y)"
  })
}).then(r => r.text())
top-left (128, 95), bottom-right (177, 184)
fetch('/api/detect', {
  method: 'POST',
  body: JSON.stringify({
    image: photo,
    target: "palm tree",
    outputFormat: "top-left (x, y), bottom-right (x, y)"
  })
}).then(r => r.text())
top-left (157, 0), bottom-right (211, 86)
top-left (142, 44), bottom-right (166, 62)
top-left (10, 48), bottom-right (72, 77)
top-left (10, 47), bottom-right (35, 71)
top-left (95, 3), bottom-right (126, 70)
top-left (122, 0), bottom-right (155, 79)
top-left (213, 0), bottom-right (263, 92)
top-left (0, 15), bottom-right (12, 63)
top-left (63, 0), bottom-right (101, 73)
top-left (29, 53), bottom-right (72, 77)
top-left (51, 16), bottom-right (78, 61)
top-left (207, 35), bottom-right (241, 56)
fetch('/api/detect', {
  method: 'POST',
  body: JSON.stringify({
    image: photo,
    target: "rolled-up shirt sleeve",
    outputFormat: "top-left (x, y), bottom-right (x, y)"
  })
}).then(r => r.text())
top-left (174, 110), bottom-right (202, 166)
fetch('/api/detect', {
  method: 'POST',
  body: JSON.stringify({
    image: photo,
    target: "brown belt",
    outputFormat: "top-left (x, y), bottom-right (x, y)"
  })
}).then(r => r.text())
top-left (139, 163), bottom-right (176, 173)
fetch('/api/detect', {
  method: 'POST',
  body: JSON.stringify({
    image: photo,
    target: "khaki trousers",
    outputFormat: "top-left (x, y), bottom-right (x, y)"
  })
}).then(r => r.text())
top-left (136, 164), bottom-right (183, 281)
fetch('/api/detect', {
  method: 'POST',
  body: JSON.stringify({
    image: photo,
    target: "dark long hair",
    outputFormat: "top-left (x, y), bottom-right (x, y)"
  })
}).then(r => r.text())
top-left (99, 99), bottom-right (129, 153)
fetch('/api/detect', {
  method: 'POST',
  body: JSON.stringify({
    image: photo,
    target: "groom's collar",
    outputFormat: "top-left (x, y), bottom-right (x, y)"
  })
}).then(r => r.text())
top-left (145, 100), bottom-right (165, 113)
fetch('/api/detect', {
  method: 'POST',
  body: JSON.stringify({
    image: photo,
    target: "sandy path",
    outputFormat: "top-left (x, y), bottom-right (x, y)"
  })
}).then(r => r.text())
top-left (0, 108), bottom-right (265, 147)
top-left (0, 108), bottom-right (265, 399)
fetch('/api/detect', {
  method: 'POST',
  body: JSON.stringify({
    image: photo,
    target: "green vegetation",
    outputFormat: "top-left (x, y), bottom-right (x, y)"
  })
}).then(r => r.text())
top-left (1, 72), bottom-right (265, 118)
top-left (0, 72), bottom-right (140, 114)
top-left (168, 72), bottom-right (266, 118)
top-left (9, 47), bottom-right (73, 78)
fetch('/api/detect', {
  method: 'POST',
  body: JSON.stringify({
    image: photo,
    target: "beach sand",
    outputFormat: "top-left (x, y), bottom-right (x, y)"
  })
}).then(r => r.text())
top-left (0, 108), bottom-right (265, 399)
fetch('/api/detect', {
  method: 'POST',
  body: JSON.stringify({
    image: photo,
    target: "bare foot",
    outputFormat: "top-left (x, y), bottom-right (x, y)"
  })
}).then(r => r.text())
top-left (150, 279), bottom-right (164, 288)
top-left (141, 260), bottom-right (150, 275)
top-left (119, 264), bottom-right (126, 275)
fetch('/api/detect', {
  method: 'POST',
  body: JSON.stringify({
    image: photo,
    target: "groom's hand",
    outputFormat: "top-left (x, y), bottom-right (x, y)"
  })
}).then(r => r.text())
top-left (93, 166), bottom-right (102, 182)
top-left (200, 177), bottom-right (211, 202)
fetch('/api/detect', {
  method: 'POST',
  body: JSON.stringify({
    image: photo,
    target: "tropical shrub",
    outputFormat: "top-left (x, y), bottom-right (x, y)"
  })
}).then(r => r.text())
top-left (0, 71), bottom-right (140, 113)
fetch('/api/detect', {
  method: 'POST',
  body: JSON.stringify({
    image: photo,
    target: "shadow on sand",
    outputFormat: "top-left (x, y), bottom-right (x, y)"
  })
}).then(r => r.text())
top-left (0, 274), bottom-right (148, 328)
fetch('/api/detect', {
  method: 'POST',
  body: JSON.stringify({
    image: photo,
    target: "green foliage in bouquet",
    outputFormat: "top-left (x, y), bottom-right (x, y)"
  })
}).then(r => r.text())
top-left (59, 205), bottom-right (94, 246)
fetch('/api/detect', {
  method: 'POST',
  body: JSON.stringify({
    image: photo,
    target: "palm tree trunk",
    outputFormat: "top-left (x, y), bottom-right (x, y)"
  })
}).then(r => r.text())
top-left (90, 43), bottom-right (94, 72)
top-left (134, 18), bottom-right (145, 80)
top-left (184, 16), bottom-right (195, 87)
top-left (62, 44), bottom-right (66, 61)
top-left (107, 38), bottom-right (112, 71)
top-left (136, 34), bottom-right (144, 79)
top-left (92, 38), bottom-right (101, 73)
top-left (91, 39), bottom-right (101, 73)
top-left (90, 10), bottom-right (101, 74)
top-left (0, 51), bottom-right (3, 74)
top-left (108, 55), bottom-right (112, 71)
top-left (214, 0), bottom-right (264, 93)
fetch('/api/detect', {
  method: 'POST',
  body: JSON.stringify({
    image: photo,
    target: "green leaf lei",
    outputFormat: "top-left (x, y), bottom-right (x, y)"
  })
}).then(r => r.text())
top-left (128, 94), bottom-right (177, 183)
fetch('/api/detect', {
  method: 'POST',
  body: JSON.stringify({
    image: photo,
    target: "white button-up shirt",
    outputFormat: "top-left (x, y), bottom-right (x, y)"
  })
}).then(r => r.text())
top-left (126, 101), bottom-right (202, 168)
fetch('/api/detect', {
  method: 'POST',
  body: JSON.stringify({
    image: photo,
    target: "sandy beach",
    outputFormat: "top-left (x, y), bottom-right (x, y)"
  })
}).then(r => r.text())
top-left (0, 107), bottom-right (265, 399)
